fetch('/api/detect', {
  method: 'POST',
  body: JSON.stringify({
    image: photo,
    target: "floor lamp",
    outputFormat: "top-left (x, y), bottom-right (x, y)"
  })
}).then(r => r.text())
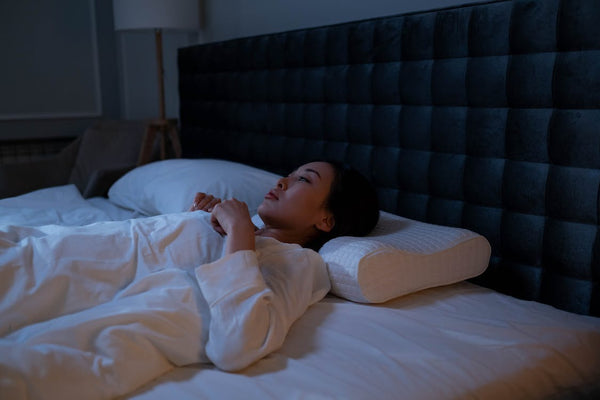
top-left (113, 0), bottom-right (200, 165)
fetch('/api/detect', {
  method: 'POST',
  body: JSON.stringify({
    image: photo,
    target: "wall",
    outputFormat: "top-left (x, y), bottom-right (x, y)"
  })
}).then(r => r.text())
top-left (202, 0), bottom-right (485, 43)
top-left (0, 0), bottom-right (484, 141)
top-left (116, 31), bottom-right (198, 121)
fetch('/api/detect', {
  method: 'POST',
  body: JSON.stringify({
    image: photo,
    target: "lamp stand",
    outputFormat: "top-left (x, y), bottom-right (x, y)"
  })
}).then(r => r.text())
top-left (137, 28), bottom-right (182, 165)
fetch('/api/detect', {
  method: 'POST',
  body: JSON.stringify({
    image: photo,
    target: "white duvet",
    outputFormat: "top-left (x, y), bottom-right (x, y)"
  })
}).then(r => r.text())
top-left (0, 185), bottom-right (121, 227)
top-left (0, 209), bottom-right (221, 399)
top-left (0, 186), bottom-right (330, 399)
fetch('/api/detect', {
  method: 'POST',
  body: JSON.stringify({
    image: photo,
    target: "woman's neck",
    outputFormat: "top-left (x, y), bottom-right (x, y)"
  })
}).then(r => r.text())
top-left (256, 226), bottom-right (313, 247)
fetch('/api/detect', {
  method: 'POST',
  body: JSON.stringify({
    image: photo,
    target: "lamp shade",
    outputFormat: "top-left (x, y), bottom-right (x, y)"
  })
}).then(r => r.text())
top-left (113, 0), bottom-right (200, 31)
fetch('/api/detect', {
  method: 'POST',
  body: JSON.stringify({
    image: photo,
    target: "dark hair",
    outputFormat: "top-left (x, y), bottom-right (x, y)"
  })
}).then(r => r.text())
top-left (307, 161), bottom-right (379, 250)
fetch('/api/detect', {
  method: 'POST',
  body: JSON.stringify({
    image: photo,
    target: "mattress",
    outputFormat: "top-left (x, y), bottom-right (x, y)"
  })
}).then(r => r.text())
top-left (128, 282), bottom-right (600, 400)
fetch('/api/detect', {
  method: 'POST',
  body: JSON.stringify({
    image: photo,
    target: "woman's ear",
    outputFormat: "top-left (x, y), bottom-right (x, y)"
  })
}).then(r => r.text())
top-left (315, 212), bottom-right (335, 233)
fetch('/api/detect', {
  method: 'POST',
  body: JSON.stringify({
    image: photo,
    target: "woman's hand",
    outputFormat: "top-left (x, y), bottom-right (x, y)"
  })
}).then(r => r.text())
top-left (189, 192), bottom-right (221, 212)
top-left (210, 199), bottom-right (256, 254)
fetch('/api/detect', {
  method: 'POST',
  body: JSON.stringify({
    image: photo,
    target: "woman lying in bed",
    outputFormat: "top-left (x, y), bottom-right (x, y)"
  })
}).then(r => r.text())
top-left (186, 160), bottom-right (379, 368)
top-left (190, 160), bottom-right (379, 250)
top-left (0, 161), bottom-right (378, 399)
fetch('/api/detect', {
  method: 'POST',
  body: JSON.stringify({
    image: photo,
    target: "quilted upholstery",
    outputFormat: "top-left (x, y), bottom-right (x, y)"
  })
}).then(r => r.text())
top-left (178, 0), bottom-right (600, 316)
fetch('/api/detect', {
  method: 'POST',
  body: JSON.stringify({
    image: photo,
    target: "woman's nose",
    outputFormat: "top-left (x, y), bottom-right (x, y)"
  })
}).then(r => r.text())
top-left (277, 178), bottom-right (287, 190)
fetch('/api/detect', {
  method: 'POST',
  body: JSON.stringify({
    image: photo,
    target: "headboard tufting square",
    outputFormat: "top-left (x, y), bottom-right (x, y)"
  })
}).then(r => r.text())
top-left (178, 0), bottom-right (600, 316)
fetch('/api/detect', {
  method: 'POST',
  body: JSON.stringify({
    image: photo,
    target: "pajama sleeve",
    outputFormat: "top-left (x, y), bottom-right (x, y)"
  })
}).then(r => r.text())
top-left (195, 247), bottom-right (327, 371)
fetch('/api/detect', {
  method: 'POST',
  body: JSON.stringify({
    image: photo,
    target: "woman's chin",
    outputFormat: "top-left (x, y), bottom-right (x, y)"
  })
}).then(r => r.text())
top-left (256, 204), bottom-right (269, 219)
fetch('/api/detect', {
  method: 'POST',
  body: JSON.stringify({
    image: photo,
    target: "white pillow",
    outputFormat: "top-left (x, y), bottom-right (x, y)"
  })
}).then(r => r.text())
top-left (320, 211), bottom-right (491, 303)
top-left (108, 159), bottom-right (281, 216)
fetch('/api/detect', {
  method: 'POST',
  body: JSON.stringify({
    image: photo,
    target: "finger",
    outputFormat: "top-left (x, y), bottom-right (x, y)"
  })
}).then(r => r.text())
top-left (199, 196), bottom-right (215, 208)
top-left (206, 198), bottom-right (221, 212)
top-left (210, 211), bottom-right (226, 235)
top-left (194, 192), bottom-right (207, 203)
top-left (199, 197), bottom-right (219, 212)
top-left (190, 193), bottom-right (207, 211)
top-left (196, 194), bottom-right (212, 207)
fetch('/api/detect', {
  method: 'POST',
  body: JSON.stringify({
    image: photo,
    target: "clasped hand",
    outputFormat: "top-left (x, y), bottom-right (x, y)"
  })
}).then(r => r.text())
top-left (189, 192), bottom-right (255, 237)
top-left (189, 192), bottom-right (221, 213)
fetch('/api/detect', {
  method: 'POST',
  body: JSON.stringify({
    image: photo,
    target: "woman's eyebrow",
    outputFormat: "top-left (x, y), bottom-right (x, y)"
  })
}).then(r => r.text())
top-left (304, 168), bottom-right (321, 179)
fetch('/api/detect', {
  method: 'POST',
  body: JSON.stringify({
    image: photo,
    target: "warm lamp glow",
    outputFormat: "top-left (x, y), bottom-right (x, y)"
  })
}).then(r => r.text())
top-left (113, 0), bottom-right (200, 32)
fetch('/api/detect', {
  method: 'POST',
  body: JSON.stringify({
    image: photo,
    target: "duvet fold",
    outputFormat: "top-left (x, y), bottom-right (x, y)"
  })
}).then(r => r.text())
top-left (0, 212), bottom-right (222, 399)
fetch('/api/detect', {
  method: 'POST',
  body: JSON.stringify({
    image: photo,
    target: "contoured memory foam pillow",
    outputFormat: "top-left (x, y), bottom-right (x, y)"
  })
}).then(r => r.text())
top-left (320, 211), bottom-right (491, 303)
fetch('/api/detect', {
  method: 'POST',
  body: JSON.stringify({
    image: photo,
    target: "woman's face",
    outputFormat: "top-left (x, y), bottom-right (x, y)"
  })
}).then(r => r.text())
top-left (258, 161), bottom-right (336, 234)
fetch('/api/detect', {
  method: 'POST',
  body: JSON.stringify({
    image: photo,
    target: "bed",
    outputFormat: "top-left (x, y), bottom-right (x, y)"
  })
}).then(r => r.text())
top-left (1, 0), bottom-right (599, 398)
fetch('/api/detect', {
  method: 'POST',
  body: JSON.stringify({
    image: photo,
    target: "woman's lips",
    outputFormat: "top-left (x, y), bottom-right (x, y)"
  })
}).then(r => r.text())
top-left (265, 191), bottom-right (278, 200)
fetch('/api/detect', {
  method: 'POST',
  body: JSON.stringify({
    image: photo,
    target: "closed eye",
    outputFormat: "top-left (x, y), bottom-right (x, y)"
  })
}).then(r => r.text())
top-left (287, 171), bottom-right (311, 183)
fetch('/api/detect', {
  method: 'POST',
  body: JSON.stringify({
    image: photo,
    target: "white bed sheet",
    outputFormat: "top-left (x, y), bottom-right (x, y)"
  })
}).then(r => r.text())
top-left (128, 282), bottom-right (600, 400)
top-left (0, 185), bottom-right (142, 226)
top-left (87, 195), bottom-right (145, 221)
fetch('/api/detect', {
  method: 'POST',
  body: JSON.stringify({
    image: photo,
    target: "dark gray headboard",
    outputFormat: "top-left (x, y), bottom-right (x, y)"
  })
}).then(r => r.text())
top-left (178, 0), bottom-right (600, 316)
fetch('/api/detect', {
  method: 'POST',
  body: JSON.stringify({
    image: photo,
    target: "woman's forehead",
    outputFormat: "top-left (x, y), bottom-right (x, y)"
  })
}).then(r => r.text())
top-left (295, 161), bottom-right (333, 175)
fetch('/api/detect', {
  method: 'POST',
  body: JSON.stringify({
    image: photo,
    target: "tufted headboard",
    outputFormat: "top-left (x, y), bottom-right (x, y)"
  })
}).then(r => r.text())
top-left (178, 0), bottom-right (600, 316)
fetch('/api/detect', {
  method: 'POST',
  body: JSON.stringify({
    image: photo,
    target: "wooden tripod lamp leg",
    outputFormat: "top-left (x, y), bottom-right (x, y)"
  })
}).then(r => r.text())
top-left (137, 30), bottom-right (182, 166)
top-left (138, 124), bottom-right (158, 166)
top-left (168, 123), bottom-right (182, 158)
